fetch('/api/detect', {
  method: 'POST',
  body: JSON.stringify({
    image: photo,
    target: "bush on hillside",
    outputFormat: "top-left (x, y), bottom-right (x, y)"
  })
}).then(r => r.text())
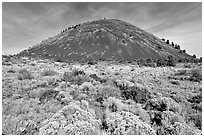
top-left (166, 56), bottom-right (176, 67)
top-left (18, 69), bottom-right (34, 80)
top-left (189, 69), bottom-right (202, 82)
top-left (156, 59), bottom-right (167, 67)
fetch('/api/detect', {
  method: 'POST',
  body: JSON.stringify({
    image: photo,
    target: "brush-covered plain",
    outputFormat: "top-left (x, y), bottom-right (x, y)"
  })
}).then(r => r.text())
top-left (2, 56), bottom-right (202, 135)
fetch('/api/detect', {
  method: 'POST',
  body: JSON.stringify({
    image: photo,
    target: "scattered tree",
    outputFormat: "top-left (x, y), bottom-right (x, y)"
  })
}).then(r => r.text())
top-left (175, 45), bottom-right (180, 50)
top-left (166, 40), bottom-right (170, 45)
top-left (171, 42), bottom-right (174, 47)
top-left (199, 57), bottom-right (202, 63)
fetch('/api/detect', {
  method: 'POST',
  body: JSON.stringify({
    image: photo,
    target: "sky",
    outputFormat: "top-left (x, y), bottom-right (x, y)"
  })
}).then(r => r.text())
top-left (2, 2), bottom-right (202, 57)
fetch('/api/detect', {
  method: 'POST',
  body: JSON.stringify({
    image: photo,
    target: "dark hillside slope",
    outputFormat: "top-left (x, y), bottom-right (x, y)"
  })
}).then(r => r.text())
top-left (18, 19), bottom-right (193, 61)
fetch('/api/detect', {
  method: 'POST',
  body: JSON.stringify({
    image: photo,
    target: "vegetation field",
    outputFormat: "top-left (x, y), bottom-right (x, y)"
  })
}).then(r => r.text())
top-left (2, 56), bottom-right (202, 135)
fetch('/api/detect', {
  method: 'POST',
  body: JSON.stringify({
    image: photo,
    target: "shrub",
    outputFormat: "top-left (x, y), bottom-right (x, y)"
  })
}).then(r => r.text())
top-left (18, 69), bottom-right (33, 80)
top-left (39, 89), bottom-right (60, 103)
top-left (103, 97), bottom-right (124, 113)
top-left (166, 56), bottom-right (176, 67)
top-left (121, 83), bottom-right (149, 104)
top-left (2, 117), bottom-right (21, 135)
top-left (162, 111), bottom-right (184, 125)
top-left (188, 93), bottom-right (202, 104)
top-left (106, 111), bottom-right (156, 135)
top-left (174, 69), bottom-right (187, 76)
top-left (79, 82), bottom-right (97, 96)
top-left (158, 122), bottom-right (201, 135)
top-left (62, 69), bottom-right (90, 85)
top-left (96, 85), bottom-right (121, 100)
top-left (189, 69), bottom-right (202, 82)
top-left (186, 111), bottom-right (202, 130)
top-left (87, 60), bottom-right (97, 65)
top-left (124, 103), bottom-right (151, 124)
top-left (55, 58), bottom-right (63, 62)
top-left (144, 97), bottom-right (182, 114)
top-left (39, 101), bottom-right (101, 135)
top-left (156, 59), bottom-right (166, 67)
top-left (170, 80), bottom-right (180, 85)
top-left (114, 79), bottom-right (134, 90)
top-left (41, 69), bottom-right (57, 77)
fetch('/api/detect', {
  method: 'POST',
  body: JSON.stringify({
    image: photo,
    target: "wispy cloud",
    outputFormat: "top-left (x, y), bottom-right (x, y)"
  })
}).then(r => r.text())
top-left (2, 2), bottom-right (202, 57)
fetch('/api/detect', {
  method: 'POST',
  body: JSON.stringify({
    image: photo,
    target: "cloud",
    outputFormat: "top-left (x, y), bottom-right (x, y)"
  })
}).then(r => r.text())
top-left (2, 2), bottom-right (202, 57)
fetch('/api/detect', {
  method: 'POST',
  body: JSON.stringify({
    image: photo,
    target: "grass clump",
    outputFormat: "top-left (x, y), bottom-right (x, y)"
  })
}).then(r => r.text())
top-left (18, 69), bottom-right (34, 80)
top-left (41, 69), bottom-right (58, 77)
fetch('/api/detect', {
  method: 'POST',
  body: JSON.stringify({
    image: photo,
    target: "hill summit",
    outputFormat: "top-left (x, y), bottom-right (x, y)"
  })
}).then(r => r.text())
top-left (19, 19), bottom-right (193, 61)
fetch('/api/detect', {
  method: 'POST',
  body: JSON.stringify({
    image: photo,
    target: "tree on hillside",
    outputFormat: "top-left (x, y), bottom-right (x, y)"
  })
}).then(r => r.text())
top-left (166, 40), bottom-right (170, 45)
top-left (175, 45), bottom-right (180, 50)
top-left (199, 57), bottom-right (202, 63)
top-left (171, 42), bottom-right (174, 47)
top-left (193, 54), bottom-right (196, 58)
top-left (162, 38), bottom-right (165, 42)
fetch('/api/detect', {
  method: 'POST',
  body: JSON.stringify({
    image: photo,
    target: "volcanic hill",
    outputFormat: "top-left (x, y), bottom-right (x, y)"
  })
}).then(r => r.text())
top-left (19, 19), bottom-right (193, 61)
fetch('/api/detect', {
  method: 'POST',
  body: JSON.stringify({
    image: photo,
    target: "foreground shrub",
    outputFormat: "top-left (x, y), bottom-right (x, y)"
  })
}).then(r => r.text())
top-left (18, 69), bottom-right (33, 80)
top-left (2, 116), bottom-right (38, 135)
top-left (123, 102), bottom-right (151, 124)
top-left (144, 97), bottom-right (182, 113)
top-left (186, 111), bottom-right (202, 130)
top-left (158, 122), bottom-right (201, 135)
top-left (39, 101), bottom-right (101, 135)
top-left (41, 69), bottom-right (57, 77)
top-left (106, 111), bottom-right (156, 135)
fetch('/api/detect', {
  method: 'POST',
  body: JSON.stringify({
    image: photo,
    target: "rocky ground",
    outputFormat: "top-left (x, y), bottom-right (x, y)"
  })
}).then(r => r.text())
top-left (2, 56), bottom-right (202, 135)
